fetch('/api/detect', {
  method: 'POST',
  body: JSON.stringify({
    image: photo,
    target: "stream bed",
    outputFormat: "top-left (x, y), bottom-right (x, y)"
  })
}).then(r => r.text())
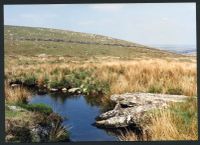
top-left (29, 93), bottom-right (120, 141)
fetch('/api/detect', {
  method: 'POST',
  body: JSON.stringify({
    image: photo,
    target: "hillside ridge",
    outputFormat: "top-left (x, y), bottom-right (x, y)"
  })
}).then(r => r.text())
top-left (4, 25), bottom-right (183, 58)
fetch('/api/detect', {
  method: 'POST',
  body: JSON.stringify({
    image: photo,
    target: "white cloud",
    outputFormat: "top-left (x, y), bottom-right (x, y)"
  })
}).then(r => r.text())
top-left (89, 4), bottom-right (126, 12)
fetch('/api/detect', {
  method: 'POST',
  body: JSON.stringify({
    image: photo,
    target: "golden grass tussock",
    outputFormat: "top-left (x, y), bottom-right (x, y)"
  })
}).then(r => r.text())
top-left (145, 109), bottom-right (198, 140)
top-left (5, 58), bottom-right (197, 97)
top-left (5, 82), bottom-right (31, 104)
top-left (118, 130), bottom-right (139, 141)
top-left (120, 98), bottom-right (198, 141)
top-left (146, 110), bottom-right (183, 140)
top-left (93, 59), bottom-right (197, 96)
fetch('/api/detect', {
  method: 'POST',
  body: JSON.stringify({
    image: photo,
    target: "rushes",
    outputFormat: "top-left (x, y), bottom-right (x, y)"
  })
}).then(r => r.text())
top-left (146, 110), bottom-right (182, 140)
top-left (5, 82), bottom-right (31, 104)
top-left (49, 121), bottom-right (69, 142)
top-left (94, 59), bottom-right (196, 96)
top-left (145, 102), bottom-right (198, 141)
top-left (119, 130), bottom-right (139, 141)
top-left (48, 113), bottom-right (69, 142)
top-left (5, 58), bottom-right (197, 97)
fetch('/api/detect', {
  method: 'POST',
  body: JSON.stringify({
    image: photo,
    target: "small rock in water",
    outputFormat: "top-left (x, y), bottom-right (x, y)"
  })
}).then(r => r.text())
top-left (62, 88), bottom-right (67, 92)
top-left (50, 88), bottom-right (58, 92)
top-left (68, 87), bottom-right (80, 93)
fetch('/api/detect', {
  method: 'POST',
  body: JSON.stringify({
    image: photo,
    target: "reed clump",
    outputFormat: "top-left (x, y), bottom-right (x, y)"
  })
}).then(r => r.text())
top-left (5, 82), bottom-right (31, 104)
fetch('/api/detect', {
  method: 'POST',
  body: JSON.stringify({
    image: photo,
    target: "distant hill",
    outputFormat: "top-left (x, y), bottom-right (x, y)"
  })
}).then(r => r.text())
top-left (183, 51), bottom-right (196, 56)
top-left (4, 25), bottom-right (183, 58)
top-left (150, 44), bottom-right (196, 55)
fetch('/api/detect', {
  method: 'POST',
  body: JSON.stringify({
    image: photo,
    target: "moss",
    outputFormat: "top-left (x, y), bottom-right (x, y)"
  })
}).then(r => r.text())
top-left (17, 103), bottom-right (53, 115)
top-left (49, 79), bottom-right (62, 88)
top-left (5, 109), bottom-right (23, 118)
top-left (23, 75), bottom-right (37, 86)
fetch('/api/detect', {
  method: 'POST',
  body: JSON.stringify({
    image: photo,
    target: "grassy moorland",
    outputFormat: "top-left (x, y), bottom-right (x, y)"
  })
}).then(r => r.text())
top-left (5, 25), bottom-right (181, 58)
top-left (4, 25), bottom-right (197, 141)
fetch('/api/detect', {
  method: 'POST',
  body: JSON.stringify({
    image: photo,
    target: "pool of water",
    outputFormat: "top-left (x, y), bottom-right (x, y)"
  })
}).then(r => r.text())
top-left (29, 93), bottom-right (119, 141)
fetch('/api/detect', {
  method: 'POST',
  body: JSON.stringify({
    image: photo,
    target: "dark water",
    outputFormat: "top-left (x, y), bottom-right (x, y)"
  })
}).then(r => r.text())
top-left (29, 93), bottom-right (119, 141)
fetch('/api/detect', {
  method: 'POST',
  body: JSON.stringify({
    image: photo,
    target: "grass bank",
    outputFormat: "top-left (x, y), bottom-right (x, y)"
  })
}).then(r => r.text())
top-left (5, 57), bottom-right (197, 97)
top-left (5, 81), bottom-right (70, 142)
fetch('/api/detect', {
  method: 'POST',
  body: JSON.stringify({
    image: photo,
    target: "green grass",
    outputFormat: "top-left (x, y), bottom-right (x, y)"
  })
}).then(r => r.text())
top-left (166, 87), bottom-right (183, 95)
top-left (5, 108), bottom-right (24, 118)
top-left (4, 25), bottom-right (181, 58)
top-left (8, 68), bottom-right (109, 96)
top-left (148, 83), bottom-right (162, 93)
top-left (169, 97), bottom-right (197, 131)
top-left (17, 103), bottom-right (53, 115)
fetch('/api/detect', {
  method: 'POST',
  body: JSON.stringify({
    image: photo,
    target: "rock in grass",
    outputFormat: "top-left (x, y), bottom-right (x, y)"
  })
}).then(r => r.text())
top-left (30, 125), bottom-right (51, 142)
top-left (11, 84), bottom-right (20, 88)
top-left (95, 93), bottom-right (188, 128)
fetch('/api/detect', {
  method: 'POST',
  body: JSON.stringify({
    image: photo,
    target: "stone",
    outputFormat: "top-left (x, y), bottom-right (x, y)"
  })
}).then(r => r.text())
top-left (95, 93), bottom-right (188, 128)
top-left (30, 125), bottom-right (51, 142)
top-left (62, 88), bottom-right (67, 92)
top-left (43, 84), bottom-right (47, 88)
top-left (68, 87), bottom-right (80, 93)
top-left (11, 84), bottom-right (20, 88)
top-left (37, 54), bottom-right (47, 58)
top-left (5, 134), bottom-right (15, 142)
top-left (50, 88), bottom-right (58, 92)
top-left (7, 105), bottom-right (25, 112)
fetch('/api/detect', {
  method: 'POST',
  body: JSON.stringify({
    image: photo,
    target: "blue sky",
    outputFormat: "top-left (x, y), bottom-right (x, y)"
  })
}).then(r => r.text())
top-left (4, 3), bottom-right (196, 49)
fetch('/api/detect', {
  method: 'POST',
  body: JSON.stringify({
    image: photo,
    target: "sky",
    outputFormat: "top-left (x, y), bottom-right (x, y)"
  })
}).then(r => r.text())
top-left (4, 3), bottom-right (196, 49)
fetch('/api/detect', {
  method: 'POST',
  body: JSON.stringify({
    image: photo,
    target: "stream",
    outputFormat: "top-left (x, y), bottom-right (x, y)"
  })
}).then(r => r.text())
top-left (29, 93), bottom-right (120, 141)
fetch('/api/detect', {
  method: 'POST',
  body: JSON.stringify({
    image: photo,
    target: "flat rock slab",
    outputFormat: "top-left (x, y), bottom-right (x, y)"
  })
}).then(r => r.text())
top-left (95, 93), bottom-right (188, 128)
top-left (7, 105), bottom-right (26, 112)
